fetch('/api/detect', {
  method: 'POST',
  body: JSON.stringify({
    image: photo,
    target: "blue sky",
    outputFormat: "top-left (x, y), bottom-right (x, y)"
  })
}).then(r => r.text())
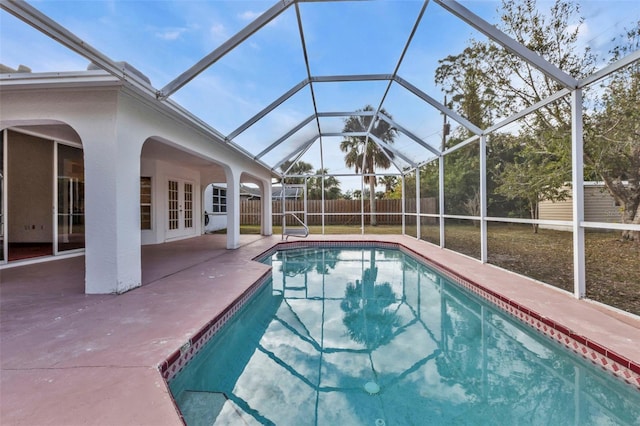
top-left (1, 0), bottom-right (638, 189)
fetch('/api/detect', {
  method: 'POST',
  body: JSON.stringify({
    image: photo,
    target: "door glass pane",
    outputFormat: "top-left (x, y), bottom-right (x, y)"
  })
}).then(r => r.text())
top-left (184, 182), bottom-right (193, 229)
top-left (57, 144), bottom-right (85, 252)
top-left (168, 180), bottom-right (179, 230)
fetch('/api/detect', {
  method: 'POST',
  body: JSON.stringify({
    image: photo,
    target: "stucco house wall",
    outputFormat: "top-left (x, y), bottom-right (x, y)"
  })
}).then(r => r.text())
top-left (1, 70), bottom-right (274, 294)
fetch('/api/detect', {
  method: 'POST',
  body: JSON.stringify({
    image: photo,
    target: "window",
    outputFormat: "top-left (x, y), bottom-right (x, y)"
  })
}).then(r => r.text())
top-left (212, 187), bottom-right (227, 213)
top-left (141, 177), bottom-right (152, 229)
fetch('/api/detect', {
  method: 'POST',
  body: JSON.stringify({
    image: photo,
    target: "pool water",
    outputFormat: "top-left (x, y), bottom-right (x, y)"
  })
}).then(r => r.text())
top-left (169, 247), bottom-right (640, 425)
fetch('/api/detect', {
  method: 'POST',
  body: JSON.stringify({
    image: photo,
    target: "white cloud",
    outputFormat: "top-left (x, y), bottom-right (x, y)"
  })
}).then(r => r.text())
top-left (239, 10), bottom-right (261, 21)
top-left (155, 28), bottom-right (187, 41)
top-left (210, 22), bottom-right (228, 43)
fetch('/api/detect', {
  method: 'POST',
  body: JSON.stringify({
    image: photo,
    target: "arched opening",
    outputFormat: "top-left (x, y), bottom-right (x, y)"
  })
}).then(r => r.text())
top-left (202, 173), bottom-right (268, 236)
top-left (140, 137), bottom-right (227, 245)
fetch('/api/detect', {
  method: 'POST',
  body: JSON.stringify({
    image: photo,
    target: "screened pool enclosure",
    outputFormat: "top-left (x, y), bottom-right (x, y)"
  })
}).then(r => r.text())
top-left (1, 1), bottom-right (639, 310)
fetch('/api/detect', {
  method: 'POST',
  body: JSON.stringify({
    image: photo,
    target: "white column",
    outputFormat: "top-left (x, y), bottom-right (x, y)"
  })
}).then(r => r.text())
top-left (415, 167), bottom-right (421, 239)
top-left (571, 89), bottom-right (586, 298)
top-left (261, 178), bottom-right (273, 236)
top-left (83, 125), bottom-right (142, 294)
top-left (439, 156), bottom-right (445, 248)
top-left (225, 166), bottom-right (241, 249)
top-left (479, 135), bottom-right (488, 263)
top-left (401, 174), bottom-right (406, 235)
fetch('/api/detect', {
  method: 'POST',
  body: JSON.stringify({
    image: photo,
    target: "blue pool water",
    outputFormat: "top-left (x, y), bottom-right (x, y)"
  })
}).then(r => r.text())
top-left (169, 247), bottom-right (640, 425)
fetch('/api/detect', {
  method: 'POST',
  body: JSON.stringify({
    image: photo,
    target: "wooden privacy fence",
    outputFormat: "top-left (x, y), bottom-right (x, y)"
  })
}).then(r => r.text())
top-left (240, 198), bottom-right (437, 226)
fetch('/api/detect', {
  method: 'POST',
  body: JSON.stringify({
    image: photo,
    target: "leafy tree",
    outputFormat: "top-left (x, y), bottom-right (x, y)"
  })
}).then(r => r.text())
top-left (438, 0), bottom-right (596, 120)
top-left (435, 0), bottom-right (595, 225)
top-left (585, 22), bottom-right (640, 241)
top-left (495, 132), bottom-right (571, 232)
top-left (340, 105), bottom-right (398, 225)
top-left (435, 49), bottom-right (496, 137)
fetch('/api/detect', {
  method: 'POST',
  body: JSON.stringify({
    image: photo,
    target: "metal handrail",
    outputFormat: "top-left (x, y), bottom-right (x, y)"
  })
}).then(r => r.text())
top-left (282, 212), bottom-right (309, 240)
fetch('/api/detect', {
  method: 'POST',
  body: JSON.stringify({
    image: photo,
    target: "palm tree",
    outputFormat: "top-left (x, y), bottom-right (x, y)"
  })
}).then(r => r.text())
top-left (340, 105), bottom-right (397, 225)
top-left (280, 160), bottom-right (313, 185)
top-left (340, 249), bottom-right (399, 348)
top-left (379, 175), bottom-right (398, 197)
top-left (308, 168), bottom-right (342, 200)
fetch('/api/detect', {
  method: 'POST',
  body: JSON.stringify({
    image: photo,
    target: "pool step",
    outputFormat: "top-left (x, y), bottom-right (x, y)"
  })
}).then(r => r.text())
top-left (283, 226), bottom-right (309, 239)
top-left (179, 391), bottom-right (261, 425)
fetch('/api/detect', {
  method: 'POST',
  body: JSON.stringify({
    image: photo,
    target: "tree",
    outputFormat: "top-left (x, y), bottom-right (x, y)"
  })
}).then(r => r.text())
top-left (340, 105), bottom-right (398, 225)
top-left (379, 175), bottom-right (399, 199)
top-left (585, 22), bottom-right (640, 241)
top-left (307, 169), bottom-right (342, 200)
top-left (280, 160), bottom-right (313, 185)
top-left (438, 0), bottom-right (595, 121)
top-left (340, 249), bottom-right (399, 348)
top-left (495, 132), bottom-right (571, 232)
top-left (435, 0), bottom-right (595, 226)
top-left (435, 47), bottom-right (496, 137)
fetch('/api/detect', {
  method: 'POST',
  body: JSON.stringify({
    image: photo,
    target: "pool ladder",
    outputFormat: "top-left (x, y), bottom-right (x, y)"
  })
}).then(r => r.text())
top-left (282, 213), bottom-right (309, 240)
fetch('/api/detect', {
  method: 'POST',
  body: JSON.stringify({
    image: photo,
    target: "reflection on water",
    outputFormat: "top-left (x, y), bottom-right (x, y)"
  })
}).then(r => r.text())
top-left (341, 249), bottom-right (399, 349)
top-left (169, 248), bottom-right (640, 426)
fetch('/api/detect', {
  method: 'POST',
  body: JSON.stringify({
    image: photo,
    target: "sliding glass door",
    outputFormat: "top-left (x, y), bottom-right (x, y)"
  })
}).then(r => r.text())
top-left (56, 143), bottom-right (85, 253)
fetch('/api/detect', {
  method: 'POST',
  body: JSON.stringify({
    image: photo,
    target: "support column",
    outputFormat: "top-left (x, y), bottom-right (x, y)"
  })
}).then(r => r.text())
top-left (571, 89), bottom-right (586, 298)
top-left (261, 178), bottom-right (273, 236)
top-left (439, 156), bottom-right (445, 248)
top-left (225, 166), bottom-right (241, 249)
top-left (401, 174), bottom-right (406, 235)
top-left (416, 167), bottom-right (421, 240)
top-left (83, 125), bottom-right (142, 294)
top-left (479, 135), bottom-right (488, 263)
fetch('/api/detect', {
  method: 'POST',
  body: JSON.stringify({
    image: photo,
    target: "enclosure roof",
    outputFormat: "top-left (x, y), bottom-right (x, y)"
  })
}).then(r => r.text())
top-left (1, 0), bottom-right (637, 181)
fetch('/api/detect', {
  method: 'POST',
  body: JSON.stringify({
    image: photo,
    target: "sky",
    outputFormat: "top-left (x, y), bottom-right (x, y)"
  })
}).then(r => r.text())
top-left (1, 0), bottom-right (638, 191)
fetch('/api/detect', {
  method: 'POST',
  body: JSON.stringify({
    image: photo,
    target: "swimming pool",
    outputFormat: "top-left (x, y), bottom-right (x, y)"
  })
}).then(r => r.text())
top-left (168, 245), bottom-right (640, 425)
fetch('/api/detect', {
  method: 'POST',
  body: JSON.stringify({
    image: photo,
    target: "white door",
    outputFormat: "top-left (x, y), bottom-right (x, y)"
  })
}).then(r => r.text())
top-left (166, 179), bottom-right (194, 239)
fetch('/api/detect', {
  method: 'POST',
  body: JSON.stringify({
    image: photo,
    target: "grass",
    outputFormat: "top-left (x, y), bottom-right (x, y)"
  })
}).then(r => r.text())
top-left (233, 223), bottom-right (639, 315)
top-left (237, 224), bottom-right (404, 235)
top-left (447, 223), bottom-right (639, 315)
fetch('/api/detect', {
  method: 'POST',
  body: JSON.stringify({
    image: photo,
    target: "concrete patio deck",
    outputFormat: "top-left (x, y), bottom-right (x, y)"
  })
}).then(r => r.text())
top-left (1, 234), bottom-right (639, 425)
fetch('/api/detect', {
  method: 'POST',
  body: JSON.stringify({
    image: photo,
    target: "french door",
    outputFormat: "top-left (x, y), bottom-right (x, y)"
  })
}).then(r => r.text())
top-left (167, 179), bottom-right (194, 239)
